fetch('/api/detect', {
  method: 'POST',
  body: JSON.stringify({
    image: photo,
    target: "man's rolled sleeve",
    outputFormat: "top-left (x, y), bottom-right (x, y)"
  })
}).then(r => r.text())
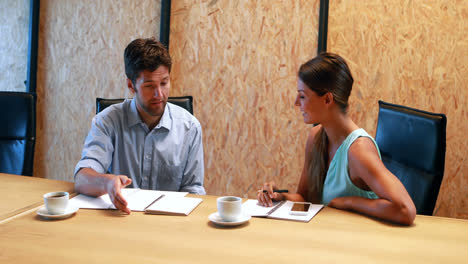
top-left (180, 123), bottom-right (205, 195)
top-left (74, 115), bottom-right (114, 178)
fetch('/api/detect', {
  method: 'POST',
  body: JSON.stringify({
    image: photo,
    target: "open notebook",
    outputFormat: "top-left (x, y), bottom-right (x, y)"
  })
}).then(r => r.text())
top-left (145, 196), bottom-right (203, 216)
top-left (242, 199), bottom-right (323, 222)
top-left (69, 188), bottom-right (202, 216)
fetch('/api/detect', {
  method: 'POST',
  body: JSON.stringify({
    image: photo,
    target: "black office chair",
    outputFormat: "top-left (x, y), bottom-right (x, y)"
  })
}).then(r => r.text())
top-left (96, 96), bottom-right (194, 115)
top-left (0, 92), bottom-right (36, 176)
top-left (375, 100), bottom-right (447, 215)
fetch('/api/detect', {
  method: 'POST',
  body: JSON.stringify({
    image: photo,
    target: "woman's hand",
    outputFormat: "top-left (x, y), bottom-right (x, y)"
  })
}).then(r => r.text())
top-left (257, 181), bottom-right (284, 207)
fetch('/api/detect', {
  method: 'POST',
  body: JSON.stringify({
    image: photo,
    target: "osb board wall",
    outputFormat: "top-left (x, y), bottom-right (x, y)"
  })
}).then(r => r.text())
top-left (328, 0), bottom-right (468, 218)
top-left (170, 0), bottom-right (320, 197)
top-left (35, 0), bottom-right (161, 181)
top-left (0, 0), bottom-right (29, 92)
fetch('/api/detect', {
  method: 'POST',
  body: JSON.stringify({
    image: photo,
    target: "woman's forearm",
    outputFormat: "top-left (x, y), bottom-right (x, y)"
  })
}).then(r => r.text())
top-left (329, 196), bottom-right (416, 225)
top-left (282, 193), bottom-right (306, 202)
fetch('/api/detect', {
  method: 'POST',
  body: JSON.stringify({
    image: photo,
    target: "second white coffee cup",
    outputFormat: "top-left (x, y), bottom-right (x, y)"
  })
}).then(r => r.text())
top-left (43, 191), bottom-right (69, 215)
top-left (217, 196), bottom-right (242, 222)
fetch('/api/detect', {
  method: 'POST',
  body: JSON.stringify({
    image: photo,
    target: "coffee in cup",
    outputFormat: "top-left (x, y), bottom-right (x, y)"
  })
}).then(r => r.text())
top-left (43, 191), bottom-right (69, 215)
top-left (217, 196), bottom-right (242, 222)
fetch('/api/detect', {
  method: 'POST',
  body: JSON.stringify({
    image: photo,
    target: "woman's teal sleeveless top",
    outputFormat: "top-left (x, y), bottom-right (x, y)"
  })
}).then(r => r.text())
top-left (321, 128), bottom-right (380, 205)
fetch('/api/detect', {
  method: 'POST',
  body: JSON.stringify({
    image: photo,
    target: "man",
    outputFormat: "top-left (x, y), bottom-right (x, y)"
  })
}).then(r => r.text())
top-left (75, 38), bottom-right (205, 214)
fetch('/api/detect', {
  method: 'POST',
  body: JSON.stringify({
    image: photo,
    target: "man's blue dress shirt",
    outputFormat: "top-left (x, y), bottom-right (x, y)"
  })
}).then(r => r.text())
top-left (74, 98), bottom-right (205, 194)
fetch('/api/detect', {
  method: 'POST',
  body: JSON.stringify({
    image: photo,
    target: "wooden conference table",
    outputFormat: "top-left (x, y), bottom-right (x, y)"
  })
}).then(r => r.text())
top-left (0, 173), bottom-right (75, 222)
top-left (1, 173), bottom-right (467, 263)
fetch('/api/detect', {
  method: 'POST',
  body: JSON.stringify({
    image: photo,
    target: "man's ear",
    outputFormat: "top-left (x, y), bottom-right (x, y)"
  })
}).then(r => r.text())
top-left (127, 78), bottom-right (136, 94)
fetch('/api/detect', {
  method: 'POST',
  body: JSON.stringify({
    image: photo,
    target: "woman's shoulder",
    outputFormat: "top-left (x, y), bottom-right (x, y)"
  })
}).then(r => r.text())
top-left (348, 130), bottom-right (378, 157)
top-left (348, 133), bottom-right (381, 171)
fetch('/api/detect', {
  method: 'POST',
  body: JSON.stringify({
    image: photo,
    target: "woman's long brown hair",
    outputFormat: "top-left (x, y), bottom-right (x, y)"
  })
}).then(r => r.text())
top-left (298, 53), bottom-right (354, 202)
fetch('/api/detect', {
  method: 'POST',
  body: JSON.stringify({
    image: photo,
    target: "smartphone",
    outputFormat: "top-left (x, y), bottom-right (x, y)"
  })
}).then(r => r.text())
top-left (289, 202), bottom-right (311, 216)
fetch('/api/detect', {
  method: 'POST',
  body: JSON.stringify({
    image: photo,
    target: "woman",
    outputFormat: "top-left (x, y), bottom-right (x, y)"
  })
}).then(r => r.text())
top-left (257, 53), bottom-right (416, 225)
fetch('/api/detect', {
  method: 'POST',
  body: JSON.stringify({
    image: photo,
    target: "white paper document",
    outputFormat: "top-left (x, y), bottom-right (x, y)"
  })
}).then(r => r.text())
top-left (69, 188), bottom-right (188, 212)
top-left (242, 199), bottom-right (283, 217)
top-left (242, 199), bottom-right (324, 222)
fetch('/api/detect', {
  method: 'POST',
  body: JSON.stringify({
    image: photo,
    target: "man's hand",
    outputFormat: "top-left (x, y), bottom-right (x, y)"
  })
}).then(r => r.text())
top-left (106, 175), bottom-right (132, 214)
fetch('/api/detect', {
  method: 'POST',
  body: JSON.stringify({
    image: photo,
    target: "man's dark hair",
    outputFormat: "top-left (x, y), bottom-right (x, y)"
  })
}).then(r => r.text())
top-left (124, 38), bottom-right (172, 85)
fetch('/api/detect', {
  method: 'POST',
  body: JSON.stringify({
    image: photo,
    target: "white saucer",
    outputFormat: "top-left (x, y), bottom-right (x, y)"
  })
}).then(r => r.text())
top-left (208, 212), bottom-right (251, 226)
top-left (37, 205), bottom-right (79, 219)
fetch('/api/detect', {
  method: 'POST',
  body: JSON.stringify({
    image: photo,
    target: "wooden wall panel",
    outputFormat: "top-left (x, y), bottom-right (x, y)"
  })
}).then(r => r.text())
top-left (170, 0), bottom-right (320, 197)
top-left (328, 0), bottom-right (468, 218)
top-left (0, 0), bottom-right (29, 92)
top-left (35, 0), bottom-right (161, 181)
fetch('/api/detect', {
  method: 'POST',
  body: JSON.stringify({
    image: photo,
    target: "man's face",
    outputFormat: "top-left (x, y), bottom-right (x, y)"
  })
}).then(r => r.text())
top-left (129, 66), bottom-right (170, 118)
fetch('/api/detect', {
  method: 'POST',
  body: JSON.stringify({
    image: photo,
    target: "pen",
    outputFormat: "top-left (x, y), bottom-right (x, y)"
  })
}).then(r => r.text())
top-left (263, 189), bottom-right (289, 193)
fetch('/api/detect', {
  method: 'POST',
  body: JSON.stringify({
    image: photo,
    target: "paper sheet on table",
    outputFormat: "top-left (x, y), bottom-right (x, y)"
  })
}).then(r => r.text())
top-left (268, 201), bottom-right (324, 222)
top-left (69, 188), bottom-right (188, 211)
top-left (242, 199), bottom-right (282, 217)
top-left (242, 199), bottom-right (323, 222)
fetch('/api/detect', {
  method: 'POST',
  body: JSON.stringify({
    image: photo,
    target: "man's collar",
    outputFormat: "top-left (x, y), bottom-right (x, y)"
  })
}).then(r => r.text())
top-left (156, 103), bottom-right (172, 130)
top-left (127, 98), bottom-right (172, 130)
top-left (127, 99), bottom-right (141, 127)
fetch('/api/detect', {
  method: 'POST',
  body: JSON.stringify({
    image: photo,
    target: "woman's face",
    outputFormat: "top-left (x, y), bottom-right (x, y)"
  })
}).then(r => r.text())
top-left (294, 79), bottom-right (326, 124)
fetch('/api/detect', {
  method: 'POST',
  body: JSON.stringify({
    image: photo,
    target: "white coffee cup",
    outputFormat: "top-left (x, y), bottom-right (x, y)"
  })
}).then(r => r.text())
top-left (217, 196), bottom-right (242, 222)
top-left (43, 191), bottom-right (69, 215)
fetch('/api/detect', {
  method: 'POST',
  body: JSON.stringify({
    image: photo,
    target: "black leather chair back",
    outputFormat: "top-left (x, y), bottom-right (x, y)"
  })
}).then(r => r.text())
top-left (375, 100), bottom-right (446, 215)
top-left (0, 92), bottom-right (36, 176)
top-left (96, 96), bottom-right (194, 115)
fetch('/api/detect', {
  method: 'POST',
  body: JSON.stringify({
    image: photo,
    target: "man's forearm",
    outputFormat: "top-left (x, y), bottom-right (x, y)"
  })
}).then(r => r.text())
top-left (75, 168), bottom-right (113, 197)
top-left (180, 185), bottom-right (206, 195)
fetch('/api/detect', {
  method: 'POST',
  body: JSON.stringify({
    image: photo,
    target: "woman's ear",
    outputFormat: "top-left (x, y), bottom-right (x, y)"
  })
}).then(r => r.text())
top-left (324, 92), bottom-right (333, 105)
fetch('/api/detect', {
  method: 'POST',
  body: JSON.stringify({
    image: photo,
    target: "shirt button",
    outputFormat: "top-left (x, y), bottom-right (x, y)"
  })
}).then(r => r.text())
top-left (145, 155), bottom-right (150, 160)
